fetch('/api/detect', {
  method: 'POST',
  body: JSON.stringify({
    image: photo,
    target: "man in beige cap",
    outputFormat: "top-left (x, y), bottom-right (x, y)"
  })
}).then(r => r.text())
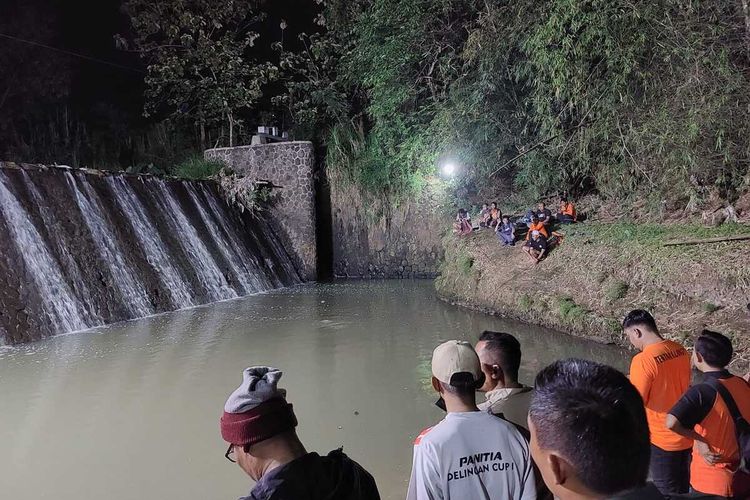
top-left (406, 340), bottom-right (537, 500)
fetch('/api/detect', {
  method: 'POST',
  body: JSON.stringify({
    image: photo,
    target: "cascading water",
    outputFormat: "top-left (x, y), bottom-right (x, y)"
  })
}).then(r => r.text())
top-left (105, 176), bottom-right (195, 308)
top-left (0, 166), bottom-right (302, 344)
top-left (149, 179), bottom-right (238, 301)
top-left (65, 171), bottom-right (154, 318)
top-left (0, 180), bottom-right (88, 334)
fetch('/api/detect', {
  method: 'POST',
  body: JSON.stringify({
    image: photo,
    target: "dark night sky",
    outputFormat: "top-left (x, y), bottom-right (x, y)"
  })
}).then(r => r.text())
top-left (0, 0), bottom-right (319, 127)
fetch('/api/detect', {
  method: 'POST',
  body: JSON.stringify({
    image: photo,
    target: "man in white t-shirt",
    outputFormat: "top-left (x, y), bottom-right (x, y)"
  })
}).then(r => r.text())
top-left (406, 340), bottom-right (537, 500)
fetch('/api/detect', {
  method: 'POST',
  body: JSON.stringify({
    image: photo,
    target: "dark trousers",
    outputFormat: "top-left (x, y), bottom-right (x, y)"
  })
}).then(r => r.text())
top-left (650, 445), bottom-right (691, 496)
top-left (497, 231), bottom-right (515, 245)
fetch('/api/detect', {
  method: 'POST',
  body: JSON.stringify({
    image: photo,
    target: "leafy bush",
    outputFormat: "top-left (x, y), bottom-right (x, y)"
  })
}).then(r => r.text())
top-left (557, 296), bottom-right (586, 324)
top-left (172, 156), bottom-right (225, 180)
top-left (458, 253), bottom-right (474, 275)
top-left (702, 302), bottom-right (721, 314)
top-left (518, 294), bottom-right (533, 312)
top-left (605, 280), bottom-right (630, 303)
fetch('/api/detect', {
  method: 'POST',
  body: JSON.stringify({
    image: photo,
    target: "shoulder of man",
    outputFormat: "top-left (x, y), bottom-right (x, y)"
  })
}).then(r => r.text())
top-left (413, 426), bottom-right (435, 446)
top-left (669, 380), bottom-right (721, 428)
top-left (630, 350), bottom-right (652, 369)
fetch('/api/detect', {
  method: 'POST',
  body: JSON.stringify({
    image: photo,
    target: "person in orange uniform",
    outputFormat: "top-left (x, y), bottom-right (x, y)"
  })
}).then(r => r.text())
top-left (525, 216), bottom-right (549, 240)
top-left (667, 330), bottom-right (750, 499)
top-left (557, 197), bottom-right (576, 224)
top-left (623, 310), bottom-right (692, 496)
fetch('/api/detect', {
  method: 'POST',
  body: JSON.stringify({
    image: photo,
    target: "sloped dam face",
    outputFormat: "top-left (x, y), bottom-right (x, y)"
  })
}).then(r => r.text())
top-left (0, 166), bottom-right (301, 344)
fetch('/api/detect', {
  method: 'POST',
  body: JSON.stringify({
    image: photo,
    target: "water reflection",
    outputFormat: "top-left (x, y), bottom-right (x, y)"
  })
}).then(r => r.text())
top-left (0, 281), bottom-right (628, 499)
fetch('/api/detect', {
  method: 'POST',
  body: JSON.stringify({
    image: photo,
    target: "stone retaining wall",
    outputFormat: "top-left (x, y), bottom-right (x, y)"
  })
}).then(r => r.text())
top-left (205, 142), bottom-right (317, 280)
top-left (330, 172), bottom-right (446, 278)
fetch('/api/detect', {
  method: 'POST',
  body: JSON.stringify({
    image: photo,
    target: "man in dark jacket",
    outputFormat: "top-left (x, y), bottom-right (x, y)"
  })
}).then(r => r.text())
top-left (221, 366), bottom-right (381, 500)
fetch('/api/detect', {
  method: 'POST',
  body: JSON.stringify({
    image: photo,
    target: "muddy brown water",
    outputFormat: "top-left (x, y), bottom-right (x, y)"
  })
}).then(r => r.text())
top-left (0, 280), bottom-right (628, 499)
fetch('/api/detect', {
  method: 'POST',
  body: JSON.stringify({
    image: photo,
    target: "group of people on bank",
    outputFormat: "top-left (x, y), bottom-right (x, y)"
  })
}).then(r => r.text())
top-left (218, 310), bottom-right (749, 500)
top-left (453, 197), bottom-right (578, 264)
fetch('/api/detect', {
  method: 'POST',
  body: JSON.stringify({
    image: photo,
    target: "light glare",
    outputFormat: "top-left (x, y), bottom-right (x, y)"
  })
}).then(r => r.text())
top-left (442, 162), bottom-right (456, 177)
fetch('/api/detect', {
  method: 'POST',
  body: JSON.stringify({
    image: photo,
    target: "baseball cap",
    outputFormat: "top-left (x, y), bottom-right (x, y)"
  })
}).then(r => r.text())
top-left (432, 340), bottom-right (483, 388)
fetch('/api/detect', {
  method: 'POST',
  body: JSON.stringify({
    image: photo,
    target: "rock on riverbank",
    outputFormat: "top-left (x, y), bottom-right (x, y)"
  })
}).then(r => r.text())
top-left (435, 222), bottom-right (750, 374)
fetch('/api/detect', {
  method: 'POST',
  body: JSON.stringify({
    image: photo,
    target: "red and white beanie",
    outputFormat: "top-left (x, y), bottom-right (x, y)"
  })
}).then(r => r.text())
top-left (220, 366), bottom-right (298, 446)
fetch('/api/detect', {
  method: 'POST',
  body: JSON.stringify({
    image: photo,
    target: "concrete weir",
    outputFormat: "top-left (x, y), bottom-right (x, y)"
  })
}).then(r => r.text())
top-left (0, 162), bottom-right (302, 344)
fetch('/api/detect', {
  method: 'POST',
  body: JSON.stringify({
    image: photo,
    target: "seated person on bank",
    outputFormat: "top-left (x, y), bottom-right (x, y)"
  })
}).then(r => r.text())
top-left (496, 215), bottom-right (516, 246)
top-left (453, 208), bottom-right (473, 236)
top-left (488, 202), bottom-right (502, 229)
top-left (525, 216), bottom-right (549, 240)
top-left (523, 230), bottom-right (548, 263)
top-left (479, 203), bottom-right (491, 228)
top-left (535, 202), bottom-right (552, 228)
top-left (556, 197), bottom-right (577, 224)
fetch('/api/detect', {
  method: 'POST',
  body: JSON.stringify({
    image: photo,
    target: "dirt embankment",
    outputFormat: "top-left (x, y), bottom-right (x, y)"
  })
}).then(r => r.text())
top-left (435, 222), bottom-right (750, 374)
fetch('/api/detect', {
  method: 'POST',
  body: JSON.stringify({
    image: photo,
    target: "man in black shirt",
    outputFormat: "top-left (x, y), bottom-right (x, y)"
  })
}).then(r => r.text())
top-left (666, 331), bottom-right (750, 499)
top-left (535, 202), bottom-right (552, 228)
top-left (523, 230), bottom-right (548, 263)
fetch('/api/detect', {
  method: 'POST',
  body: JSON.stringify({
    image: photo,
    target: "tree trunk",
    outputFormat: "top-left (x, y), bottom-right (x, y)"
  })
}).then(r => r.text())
top-left (743, 0), bottom-right (750, 58)
top-left (200, 117), bottom-right (206, 151)
top-left (663, 234), bottom-right (750, 246)
top-left (228, 109), bottom-right (234, 147)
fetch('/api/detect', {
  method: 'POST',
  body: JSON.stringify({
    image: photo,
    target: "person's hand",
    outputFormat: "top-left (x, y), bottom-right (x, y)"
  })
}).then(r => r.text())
top-left (696, 441), bottom-right (722, 465)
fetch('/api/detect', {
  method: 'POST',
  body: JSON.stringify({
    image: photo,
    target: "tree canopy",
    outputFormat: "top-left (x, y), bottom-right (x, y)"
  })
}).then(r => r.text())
top-left (280, 0), bottom-right (750, 210)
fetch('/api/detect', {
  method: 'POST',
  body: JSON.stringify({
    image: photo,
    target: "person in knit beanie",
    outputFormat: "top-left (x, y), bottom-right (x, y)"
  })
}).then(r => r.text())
top-left (220, 366), bottom-right (381, 500)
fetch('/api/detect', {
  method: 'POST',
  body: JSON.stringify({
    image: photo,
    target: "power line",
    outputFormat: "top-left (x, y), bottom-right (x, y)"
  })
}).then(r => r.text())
top-left (0, 32), bottom-right (146, 74)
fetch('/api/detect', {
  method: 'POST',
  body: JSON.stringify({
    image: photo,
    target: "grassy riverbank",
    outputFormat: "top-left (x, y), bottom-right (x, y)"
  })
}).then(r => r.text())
top-left (435, 222), bottom-right (750, 374)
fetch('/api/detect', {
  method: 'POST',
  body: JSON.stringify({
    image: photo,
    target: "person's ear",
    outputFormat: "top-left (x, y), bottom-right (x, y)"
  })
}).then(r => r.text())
top-left (694, 350), bottom-right (704, 364)
top-left (492, 365), bottom-right (506, 385)
top-left (548, 453), bottom-right (569, 486)
top-left (431, 376), bottom-right (442, 393)
top-left (634, 327), bottom-right (643, 339)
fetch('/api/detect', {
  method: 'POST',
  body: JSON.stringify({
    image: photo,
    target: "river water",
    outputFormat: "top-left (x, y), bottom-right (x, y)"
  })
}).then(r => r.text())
top-left (0, 280), bottom-right (628, 499)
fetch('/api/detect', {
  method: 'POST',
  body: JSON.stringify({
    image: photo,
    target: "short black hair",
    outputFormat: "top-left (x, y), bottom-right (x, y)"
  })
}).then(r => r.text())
top-left (529, 359), bottom-right (649, 496)
top-left (560, 196), bottom-right (568, 202)
top-left (695, 330), bottom-right (733, 368)
top-left (491, 201), bottom-right (497, 206)
top-left (478, 331), bottom-right (522, 382)
top-left (439, 380), bottom-right (477, 398)
top-left (622, 309), bottom-right (658, 333)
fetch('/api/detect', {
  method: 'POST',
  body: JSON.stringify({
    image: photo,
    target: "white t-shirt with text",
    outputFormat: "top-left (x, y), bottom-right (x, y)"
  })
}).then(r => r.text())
top-left (406, 411), bottom-right (536, 500)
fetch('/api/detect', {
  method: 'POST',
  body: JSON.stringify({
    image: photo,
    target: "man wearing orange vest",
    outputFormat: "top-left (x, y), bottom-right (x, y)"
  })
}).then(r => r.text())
top-left (556, 197), bottom-right (576, 224)
top-left (667, 330), bottom-right (750, 499)
top-left (525, 216), bottom-right (549, 240)
top-left (623, 310), bottom-right (692, 496)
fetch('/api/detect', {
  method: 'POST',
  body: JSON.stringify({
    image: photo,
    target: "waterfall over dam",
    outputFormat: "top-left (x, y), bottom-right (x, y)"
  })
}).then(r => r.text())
top-left (0, 164), bottom-right (302, 344)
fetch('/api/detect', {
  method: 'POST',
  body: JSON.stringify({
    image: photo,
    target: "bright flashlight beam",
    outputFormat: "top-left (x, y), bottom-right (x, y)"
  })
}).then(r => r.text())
top-left (442, 163), bottom-right (456, 176)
